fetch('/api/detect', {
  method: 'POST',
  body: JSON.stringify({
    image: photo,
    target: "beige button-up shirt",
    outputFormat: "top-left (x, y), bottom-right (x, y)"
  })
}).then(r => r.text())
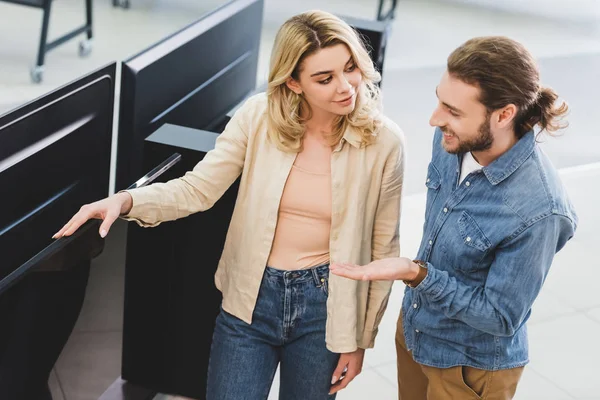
top-left (123, 93), bottom-right (405, 353)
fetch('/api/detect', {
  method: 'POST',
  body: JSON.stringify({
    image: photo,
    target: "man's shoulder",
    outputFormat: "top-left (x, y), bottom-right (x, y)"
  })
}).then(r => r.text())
top-left (505, 147), bottom-right (576, 223)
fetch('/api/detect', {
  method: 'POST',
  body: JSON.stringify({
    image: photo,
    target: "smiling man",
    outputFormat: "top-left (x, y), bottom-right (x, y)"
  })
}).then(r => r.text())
top-left (330, 36), bottom-right (578, 399)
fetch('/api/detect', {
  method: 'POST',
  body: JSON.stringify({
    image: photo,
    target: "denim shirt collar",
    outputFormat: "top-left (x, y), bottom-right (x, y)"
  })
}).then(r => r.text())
top-left (478, 130), bottom-right (536, 186)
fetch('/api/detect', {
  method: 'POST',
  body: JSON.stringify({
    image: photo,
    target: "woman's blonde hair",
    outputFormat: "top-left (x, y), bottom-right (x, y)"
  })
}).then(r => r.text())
top-left (267, 10), bottom-right (383, 152)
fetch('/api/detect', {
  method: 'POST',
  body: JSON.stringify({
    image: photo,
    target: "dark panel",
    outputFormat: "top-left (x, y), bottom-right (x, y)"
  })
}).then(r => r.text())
top-left (0, 63), bottom-right (116, 281)
top-left (0, 62), bottom-right (116, 400)
top-left (116, 0), bottom-right (264, 191)
top-left (341, 15), bottom-right (392, 83)
top-left (121, 124), bottom-right (238, 398)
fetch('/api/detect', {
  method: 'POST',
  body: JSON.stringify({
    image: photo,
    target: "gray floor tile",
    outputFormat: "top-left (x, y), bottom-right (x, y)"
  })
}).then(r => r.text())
top-left (513, 367), bottom-right (575, 400)
top-left (527, 287), bottom-right (577, 325)
top-left (527, 314), bottom-right (600, 399)
top-left (399, 192), bottom-right (427, 256)
top-left (54, 331), bottom-right (122, 400)
top-left (370, 361), bottom-right (398, 387)
top-left (267, 367), bottom-right (280, 400)
top-left (586, 307), bottom-right (600, 324)
top-left (335, 368), bottom-right (398, 400)
top-left (543, 240), bottom-right (600, 311)
top-left (49, 367), bottom-right (66, 400)
top-left (73, 220), bottom-right (128, 333)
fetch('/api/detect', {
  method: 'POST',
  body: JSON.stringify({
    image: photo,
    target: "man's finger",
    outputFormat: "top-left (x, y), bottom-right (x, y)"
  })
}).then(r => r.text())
top-left (330, 266), bottom-right (368, 280)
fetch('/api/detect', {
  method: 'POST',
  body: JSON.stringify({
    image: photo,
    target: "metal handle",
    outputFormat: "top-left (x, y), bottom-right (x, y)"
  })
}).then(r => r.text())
top-left (126, 153), bottom-right (182, 190)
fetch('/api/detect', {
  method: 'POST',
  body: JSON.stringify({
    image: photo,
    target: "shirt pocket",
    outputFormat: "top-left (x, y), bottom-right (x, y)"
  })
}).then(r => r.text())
top-left (446, 211), bottom-right (492, 272)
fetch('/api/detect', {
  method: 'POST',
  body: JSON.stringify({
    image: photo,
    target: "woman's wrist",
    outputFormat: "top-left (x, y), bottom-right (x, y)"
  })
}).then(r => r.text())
top-left (117, 191), bottom-right (133, 215)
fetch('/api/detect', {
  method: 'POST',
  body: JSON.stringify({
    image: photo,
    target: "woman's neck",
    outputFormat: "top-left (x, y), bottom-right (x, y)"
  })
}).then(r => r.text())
top-left (302, 108), bottom-right (337, 135)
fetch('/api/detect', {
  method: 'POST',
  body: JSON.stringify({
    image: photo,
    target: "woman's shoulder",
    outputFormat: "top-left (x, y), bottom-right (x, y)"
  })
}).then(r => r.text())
top-left (238, 91), bottom-right (268, 115)
top-left (376, 115), bottom-right (405, 149)
top-left (228, 92), bottom-right (268, 135)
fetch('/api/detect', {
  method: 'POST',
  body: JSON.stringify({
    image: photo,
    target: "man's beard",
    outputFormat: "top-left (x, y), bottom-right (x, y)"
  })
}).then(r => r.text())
top-left (441, 116), bottom-right (494, 154)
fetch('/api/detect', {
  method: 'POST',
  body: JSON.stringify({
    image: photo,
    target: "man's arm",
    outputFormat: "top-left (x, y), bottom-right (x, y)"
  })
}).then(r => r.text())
top-left (414, 213), bottom-right (575, 336)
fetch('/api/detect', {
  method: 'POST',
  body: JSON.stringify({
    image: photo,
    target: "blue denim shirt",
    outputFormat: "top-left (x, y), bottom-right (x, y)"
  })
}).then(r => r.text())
top-left (402, 128), bottom-right (577, 370)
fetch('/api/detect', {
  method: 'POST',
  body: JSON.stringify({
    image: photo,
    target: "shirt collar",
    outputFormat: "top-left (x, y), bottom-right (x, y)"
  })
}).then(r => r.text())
top-left (481, 130), bottom-right (536, 185)
top-left (335, 125), bottom-right (364, 151)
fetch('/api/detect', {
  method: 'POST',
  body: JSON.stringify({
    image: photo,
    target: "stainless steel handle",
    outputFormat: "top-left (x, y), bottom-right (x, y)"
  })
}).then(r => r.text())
top-left (126, 153), bottom-right (182, 190)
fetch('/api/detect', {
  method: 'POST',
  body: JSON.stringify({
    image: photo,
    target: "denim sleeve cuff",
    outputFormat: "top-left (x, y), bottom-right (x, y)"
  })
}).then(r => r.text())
top-left (413, 263), bottom-right (445, 298)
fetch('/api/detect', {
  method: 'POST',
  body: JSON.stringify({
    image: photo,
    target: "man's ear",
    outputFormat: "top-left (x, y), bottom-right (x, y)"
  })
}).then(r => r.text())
top-left (286, 77), bottom-right (302, 95)
top-left (494, 104), bottom-right (517, 129)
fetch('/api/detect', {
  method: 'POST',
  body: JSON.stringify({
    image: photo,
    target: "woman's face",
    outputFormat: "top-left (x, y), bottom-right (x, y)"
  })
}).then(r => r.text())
top-left (287, 44), bottom-right (363, 119)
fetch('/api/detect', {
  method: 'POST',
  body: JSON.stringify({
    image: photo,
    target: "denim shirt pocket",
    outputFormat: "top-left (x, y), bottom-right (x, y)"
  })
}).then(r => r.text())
top-left (451, 211), bottom-right (492, 271)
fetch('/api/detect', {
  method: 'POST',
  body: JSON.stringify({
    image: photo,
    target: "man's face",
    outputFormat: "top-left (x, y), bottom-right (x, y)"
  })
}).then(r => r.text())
top-left (429, 71), bottom-right (493, 154)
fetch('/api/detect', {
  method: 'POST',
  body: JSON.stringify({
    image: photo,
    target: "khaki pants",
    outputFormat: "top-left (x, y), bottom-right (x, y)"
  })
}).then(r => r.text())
top-left (395, 314), bottom-right (524, 400)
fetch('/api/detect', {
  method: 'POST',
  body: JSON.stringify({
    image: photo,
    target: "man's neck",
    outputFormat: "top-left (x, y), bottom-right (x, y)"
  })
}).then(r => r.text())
top-left (472, 130), bottom-right (519, 166)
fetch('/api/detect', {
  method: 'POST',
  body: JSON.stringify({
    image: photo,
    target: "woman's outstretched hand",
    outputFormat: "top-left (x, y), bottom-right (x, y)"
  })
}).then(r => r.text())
top-left (53, 192), bottom-right (133, 239)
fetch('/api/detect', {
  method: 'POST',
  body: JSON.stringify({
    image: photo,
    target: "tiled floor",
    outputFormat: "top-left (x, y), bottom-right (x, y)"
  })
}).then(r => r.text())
top-left (1, 0), bottom-right (599, 399)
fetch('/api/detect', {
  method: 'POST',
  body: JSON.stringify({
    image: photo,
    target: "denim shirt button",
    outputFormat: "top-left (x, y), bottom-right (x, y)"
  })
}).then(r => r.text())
top-left (415, 329), bottom-right (420, 333)
top-left (413, 303), bottom-right (418, 309)
top-left (428, 240), bottom-right (433, 245)
top-left (465, 181), bottom-right (471, 187)
top-left (466, 236), bottom-right (472, 242)
top-left (443, 207), bottom-right (448, 213)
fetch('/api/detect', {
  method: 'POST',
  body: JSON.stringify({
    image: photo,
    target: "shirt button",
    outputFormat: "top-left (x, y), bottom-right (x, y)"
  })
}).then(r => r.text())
top-left (428, 240), bottom-right (433, 246)
top-left (465, 181), bottom-right (471, 187)
top-left (443, 207), bottom-right (448, 213)
top-left (415, 329), bottom-right (420, 333)
top-left (466, 236), bottom-right (472, 242)
top-left (426, 178), bottom-right (430, 183)
top-left (413, 303), bottom-right (418, 309)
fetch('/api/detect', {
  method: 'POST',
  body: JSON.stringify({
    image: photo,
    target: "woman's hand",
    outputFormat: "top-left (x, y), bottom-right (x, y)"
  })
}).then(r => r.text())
top-left (329, 348), bottom-right (365, 395)
top-left (53, 192), bottom-right (133, 239)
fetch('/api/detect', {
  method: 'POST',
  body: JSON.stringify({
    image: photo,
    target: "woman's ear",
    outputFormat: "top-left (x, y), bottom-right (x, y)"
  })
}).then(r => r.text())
top-left (286, 77), bottom-right (302, 95)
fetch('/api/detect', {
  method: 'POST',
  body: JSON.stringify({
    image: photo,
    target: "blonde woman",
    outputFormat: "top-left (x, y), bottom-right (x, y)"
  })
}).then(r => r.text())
top-left (55, 10), bottom-right (405, 399)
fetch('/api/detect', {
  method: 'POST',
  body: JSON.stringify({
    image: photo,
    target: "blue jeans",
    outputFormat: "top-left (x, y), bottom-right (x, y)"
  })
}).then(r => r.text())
top-left (206, 264), bottom-right (340, 400)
